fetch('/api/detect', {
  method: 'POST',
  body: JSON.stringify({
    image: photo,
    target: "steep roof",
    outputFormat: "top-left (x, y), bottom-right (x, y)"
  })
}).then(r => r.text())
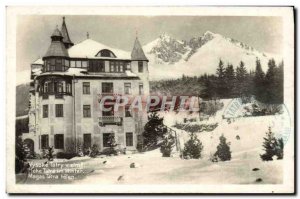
top-left (131, 37), bottom-right (148, 61)
top-left (44, 41), bottom-right (69, 57)
top-left (61, 17), bottom-right (73, 46)
top-left (51, 27), bottom-right (62, 37)
top-left (68, 39), bottom-right (130, 59)
top-left (44, 28), bottom-right (69, 57)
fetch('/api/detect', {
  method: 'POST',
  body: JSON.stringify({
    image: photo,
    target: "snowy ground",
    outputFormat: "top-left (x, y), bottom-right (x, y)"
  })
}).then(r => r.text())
top-left (18, 99), bottom-right (285, 185)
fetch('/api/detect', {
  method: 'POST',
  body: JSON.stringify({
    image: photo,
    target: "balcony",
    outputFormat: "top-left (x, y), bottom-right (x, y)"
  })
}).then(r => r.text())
top-left (98, 116), bottom-right (123, 126)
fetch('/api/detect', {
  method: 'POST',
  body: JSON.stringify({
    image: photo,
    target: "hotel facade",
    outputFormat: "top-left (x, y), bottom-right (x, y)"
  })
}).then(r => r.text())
top-left (23, 17), bottom-right (150, 154)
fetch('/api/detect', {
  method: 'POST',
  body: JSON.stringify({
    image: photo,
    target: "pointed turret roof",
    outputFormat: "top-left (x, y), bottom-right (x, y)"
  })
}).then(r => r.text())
top-left (131, 37), bottom-right (148, 61)
top-left (61, 17), bottom-right (74, 48)
top-left (44, 27), bottom-right (69, 57)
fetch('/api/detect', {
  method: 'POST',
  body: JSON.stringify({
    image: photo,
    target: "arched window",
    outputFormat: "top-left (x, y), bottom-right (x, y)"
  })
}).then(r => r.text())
top-left (95, 49), bottom-right (116, 58)
top-left (44, 81), bottom-right (50, 93)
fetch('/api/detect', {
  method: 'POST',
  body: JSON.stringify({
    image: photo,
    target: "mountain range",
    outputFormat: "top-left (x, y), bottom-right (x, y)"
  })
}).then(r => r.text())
top-left (144, 31), bottom-right (280, 80)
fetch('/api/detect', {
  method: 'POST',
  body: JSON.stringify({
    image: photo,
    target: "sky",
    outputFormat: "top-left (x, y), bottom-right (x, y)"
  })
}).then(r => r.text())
top-left (17, 15), bottom-right (283, 72)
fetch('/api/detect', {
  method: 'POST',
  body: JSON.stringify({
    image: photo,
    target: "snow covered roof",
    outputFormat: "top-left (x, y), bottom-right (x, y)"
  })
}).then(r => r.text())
top-left (32, 58), bottom-right (43, 65)
top-left (37, 68), bottom-right (139, 79)
top-left (68, 39), bottom-right (131, 60)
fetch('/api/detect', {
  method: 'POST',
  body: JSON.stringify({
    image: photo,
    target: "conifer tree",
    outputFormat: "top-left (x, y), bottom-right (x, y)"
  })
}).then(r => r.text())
top-left (182, 133), bottom-right (203, 159)
top-left (160, 133), bottom-right (176, 157)
top-left (15, 135), bottom-right (27, 173)
top-left (260, 127), bottom-right (278, 161)
top-left (224, 63), bottom-right (235, 98)
top-left (265, 59), bottom-right (278, 104)
top-left (275, 138), bottom-right (284, 160)
top-left (143, 112), bottom-right (166, 149)
top-left (253, 58), bottom-right (266, 102)
top-left (216, 59), bottom-right (227, 98)
top-left (235, 61), bottom-right (248, 99)
top-left (215, 134), bottom-right (231, 161)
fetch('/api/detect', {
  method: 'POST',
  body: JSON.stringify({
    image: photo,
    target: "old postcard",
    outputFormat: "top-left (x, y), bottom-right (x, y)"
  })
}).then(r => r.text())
top-left (6, 6), bottom-right (294, 194)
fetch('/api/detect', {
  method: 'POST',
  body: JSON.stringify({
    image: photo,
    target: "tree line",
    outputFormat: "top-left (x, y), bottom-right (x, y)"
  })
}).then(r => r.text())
top-left (150, 58), bottom-right (283, 105)
top-left (201, 58), bottom-right (283, 104)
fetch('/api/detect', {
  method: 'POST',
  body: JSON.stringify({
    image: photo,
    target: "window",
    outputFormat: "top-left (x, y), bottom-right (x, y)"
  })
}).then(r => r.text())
top-left (96, 49), bottom-right (116, 58)
top-left (124, 83), bottom-right (131, 95)
top-left (103, 133), bottom-right (114, 147)
top-left (54, 134), bottom-right (64, 149)
top-left (83, 134), bottom-right (92, 149)
top-left (43, 58), bottom-right (69, 72)
top-left (56, 59), bottom-right (62, 71)
top-left (125, 106), bottom-right (132, 117)
top-left (88, 60), bottom-right (105, 72)
top-left (66, 83), bottom-right (71, 93)
top-left (76, 61), bottom-right (81, 68)
top-left (75, 61), bottom-right (81, 68)
top-left (83, 82), bottom-right (90, 94)
top-left (109, 61), bottom-right (125, 72)
top-left (126, 63), bottom-right (131, 70)
top-left (82, 61), bottom-right (88, 68)
top-left (44, 82), bottom-right (49, 93)
top-left (102, 83), bottom-right (113, 94)
top-left (139, 83), bottom-right (144, 95)
top-left (43, 105), bottom-right (48, 118)
top-left (55, 104), bottom-right (63, 117)
top-left (55, 81), bottom-right (64, 93)
top-left (138, 61), bottom-right (143, 73)
top-left (70, 61), bottom-right (76, 67)
top-left (126, 132), bottom-right (133, 147)
top-left (109, 62), bottom-right (115, 72)
top-left (65, 59), bottom-right (70, 67)
top-left (41, 135), bottom-right (49, 149)
top-left (83, 105), bottom-right (91, 118)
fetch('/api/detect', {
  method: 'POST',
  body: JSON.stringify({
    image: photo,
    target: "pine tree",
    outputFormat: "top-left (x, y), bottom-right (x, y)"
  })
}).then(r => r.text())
top-left (182, 133), bottom-right (203, 159)
top-left (253, 58), bottom-right (266, 102)
top-left (15, 135), bottom-right (27, 173)
top-left (216, 59), bottom-right (227, 98)
top-left (224, 64), bottom-right (235, 98)
top-left (200, 74), bottom-right (216, 100)
top-left (260, 127), bottom-right (278, 161)
top-left (276, 60), bottom-right (284, 104)
top-left (275, 138), bottom-right (284, 160)
top-left (215, 134), bottom-right (231, 161)
top-left (265, 59), bottom-right (279, 104)
top-left (235, 61), bottom-right (248, 99)
top-left (143, 112), bottom-right (166, 150)
top-left (160, 133), bottom-right (176, 157)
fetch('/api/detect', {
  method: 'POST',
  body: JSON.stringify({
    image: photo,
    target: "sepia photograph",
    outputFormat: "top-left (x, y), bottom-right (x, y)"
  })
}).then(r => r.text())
top-left (6, 6), bottom-right (295, 194)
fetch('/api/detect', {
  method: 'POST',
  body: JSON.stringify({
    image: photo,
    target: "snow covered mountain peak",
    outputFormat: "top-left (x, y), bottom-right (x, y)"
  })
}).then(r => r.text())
top-left (143, 33), bottom-right (189, 65)
top-left (159, 32), bottom-right (172, 42)
top-left (144, 31), bottom-right (281, 80)
top-left (203, 30), bottom-right (218, 38)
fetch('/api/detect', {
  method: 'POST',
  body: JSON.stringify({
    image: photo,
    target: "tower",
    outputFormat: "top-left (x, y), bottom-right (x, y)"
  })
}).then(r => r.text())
top-left (61, 17), bottom-right (74, 49)
top-left (131, 37), bottom-right (149, 95)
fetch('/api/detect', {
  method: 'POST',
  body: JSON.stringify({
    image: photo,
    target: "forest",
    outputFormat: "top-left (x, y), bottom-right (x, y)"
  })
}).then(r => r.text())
top-left (150, 58), bottom-right (284, 105)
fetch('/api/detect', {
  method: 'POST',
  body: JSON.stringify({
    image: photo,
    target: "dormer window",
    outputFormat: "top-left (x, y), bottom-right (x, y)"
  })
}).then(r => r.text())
top-left (96, 49), bottom-right (116, 58)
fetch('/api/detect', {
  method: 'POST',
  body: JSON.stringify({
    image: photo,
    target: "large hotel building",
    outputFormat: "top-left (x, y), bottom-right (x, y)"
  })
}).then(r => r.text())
top-left (23, 17), bottom-right (150, 154)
